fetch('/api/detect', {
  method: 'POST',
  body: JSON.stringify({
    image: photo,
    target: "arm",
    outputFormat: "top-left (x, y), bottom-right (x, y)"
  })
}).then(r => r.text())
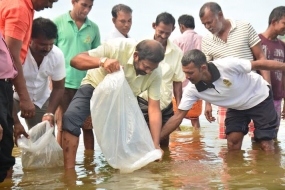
top-left (5, 37), bottom-right (35, 118)
top-left (160, 109), bottom-right (187, 140)
top-left (71, 52), bottom-right (121, 73)
top-left (173, 81), bottom-right (182, 106)
top-left (12, 103), bottom-right (29, 146)
top-left (148, 97), bottom-right (162, 148)
top-left (251, 59), bottom-right (285, 71)
top-left (251, 42), bottom-right (271, 84)
top-left (42, 78), bottom-right (65, 126)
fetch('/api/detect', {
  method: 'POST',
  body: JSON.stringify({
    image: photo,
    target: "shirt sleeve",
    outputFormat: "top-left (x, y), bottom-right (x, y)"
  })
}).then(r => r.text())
top-left (172, 49), bottom-right (185, 82)
top-left (147, 68), bottom-right (162, 100)
top-left (247, 23), bottom-right (261, 48)
top-left (51, 48), bottom-right (66, 81)
top-left (178, 85), bottom-right (199, 110)
top-left (88, 42), bottom-right (112, 58)
top-left (3, 6), bottom-right (30, 41)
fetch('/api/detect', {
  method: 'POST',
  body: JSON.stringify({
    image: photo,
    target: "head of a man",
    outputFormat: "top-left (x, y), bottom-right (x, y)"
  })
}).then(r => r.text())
top-left (268, 6), bottom-right (285, 36)
top-left (199, 2), bottom-right (224, 35)
top-left (32, 0), bottom-right (58, 11)
top-left (112, 4), bottom-right (132, 37)
top-left (71, 0), bottom-right (94, 21)
top-left (30, 17), bottom-right (57, 57)
top-left (133, 40), bottom-right (164, 76)
top-left (178, 14), bottom-right (195, 34)
top-left (181, 49), bottom-right (208, 84)
top-left (152, 12), bottom-right (175, 46)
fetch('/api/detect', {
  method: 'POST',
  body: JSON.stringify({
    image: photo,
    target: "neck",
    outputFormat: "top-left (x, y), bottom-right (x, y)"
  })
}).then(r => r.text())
top-left (216, 19), bottom-right (231, 37)
top-left (30, 49), bottom-right (44, 66)
top-left (69, 11), bottom-right (85, 23)
top-left (261, 27), bottom-right (278, 40)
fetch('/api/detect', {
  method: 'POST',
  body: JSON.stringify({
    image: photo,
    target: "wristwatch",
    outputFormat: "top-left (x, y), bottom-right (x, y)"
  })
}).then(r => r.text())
top-left (99, 57), bottom-right (108, 67)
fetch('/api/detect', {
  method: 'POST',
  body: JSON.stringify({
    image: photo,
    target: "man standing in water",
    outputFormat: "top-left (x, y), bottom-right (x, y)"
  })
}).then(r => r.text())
top-left (161, 49), bottom-right (281, 152)
top-left (53, 0), bottom-right (101, 149)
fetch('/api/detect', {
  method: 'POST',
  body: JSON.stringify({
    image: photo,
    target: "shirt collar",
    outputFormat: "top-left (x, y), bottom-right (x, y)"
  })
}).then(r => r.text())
top-left (195, 62), bottom-right (221, 92)
top-left (209, 19), bottom-right (236, 39)
top-left (66, 11), bottom-right (91, 26)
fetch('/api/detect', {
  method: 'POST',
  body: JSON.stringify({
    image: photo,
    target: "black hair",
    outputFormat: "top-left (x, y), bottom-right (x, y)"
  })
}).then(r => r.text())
top-left (111, 4), bottom-right (132, 18)
top-left (182, 49), bottom-right (207, 67)
top-left (31, 17), bottom-right (57, 39)
top-left (155, 12), bottom-right (175, 27)
top-left (136, 40), bottom-right (164, 63)
top-left (178, 14), bottom-right (195, 29)
top-left (268, 6), bottom-right (285, 26)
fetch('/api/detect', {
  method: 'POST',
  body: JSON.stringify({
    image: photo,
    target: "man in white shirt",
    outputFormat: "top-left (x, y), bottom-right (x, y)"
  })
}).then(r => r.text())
top-left (160, 49), bottom-right (284, 152)
top-left (13, 17), bottom-right (65, 129)
top-left (105, 4), bottom-right (132, 41)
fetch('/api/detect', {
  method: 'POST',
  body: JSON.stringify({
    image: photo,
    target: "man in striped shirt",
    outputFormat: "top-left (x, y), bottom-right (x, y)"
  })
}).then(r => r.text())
top-left (199, 2), bottom-right (270, 141)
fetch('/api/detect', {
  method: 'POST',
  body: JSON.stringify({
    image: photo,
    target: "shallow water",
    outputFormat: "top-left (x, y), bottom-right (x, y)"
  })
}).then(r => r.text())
top-left (1, 106), bottom-right (285, 189)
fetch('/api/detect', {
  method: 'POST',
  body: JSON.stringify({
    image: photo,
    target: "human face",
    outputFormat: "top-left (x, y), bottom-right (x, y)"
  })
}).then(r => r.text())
top-left (274, 16), bottom-right (285, 36)
top-left (153, 22), bottom-right (174, 46)
top-left (200, 8), bottom-right (223, 35)
top-left (182, 62), bottom-right (203, 84)
top-left (113, 11), bottom-right (132, 37)
top-left (133, 52), bottom-right (158, 76)
top-left (32, 0), bottom-right (58, 11)
top-left (72, 0), bottom-right (93, 20)
top-left (30, 35), bottom-right (54, 57)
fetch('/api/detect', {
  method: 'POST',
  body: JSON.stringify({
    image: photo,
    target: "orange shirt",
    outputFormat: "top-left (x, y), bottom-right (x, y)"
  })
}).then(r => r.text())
top-left (0, 0), bottom-right (34, 64)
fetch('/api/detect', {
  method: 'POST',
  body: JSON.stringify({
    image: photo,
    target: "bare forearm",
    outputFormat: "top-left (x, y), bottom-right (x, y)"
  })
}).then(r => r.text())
top-left (71, 53), bottom-right (100, 70)
top-left (173, 81), bottom-right (182, 106)
top-left (46, 88), bottom-right (65, 114)
top-left (160, 112), bottom-right (184, 140)
top-left (259, 70), bottom-right (271, 84)
top-left (12, 60), bottom-right (30, 101)
top-left (252, 60), bottom-right (285, 72)
top-left (148, 110), bottom-right (162, 147)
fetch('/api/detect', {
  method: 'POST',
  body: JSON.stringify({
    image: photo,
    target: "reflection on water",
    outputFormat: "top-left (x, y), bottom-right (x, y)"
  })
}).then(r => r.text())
top-left (1, 106), bottom-right (285, 189)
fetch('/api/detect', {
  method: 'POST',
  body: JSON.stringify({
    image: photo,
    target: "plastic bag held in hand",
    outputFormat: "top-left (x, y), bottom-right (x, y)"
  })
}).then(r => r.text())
top-left (91, 68), bottom-right (162, 173)
top-left (17, 121), bottom-right (63, 169)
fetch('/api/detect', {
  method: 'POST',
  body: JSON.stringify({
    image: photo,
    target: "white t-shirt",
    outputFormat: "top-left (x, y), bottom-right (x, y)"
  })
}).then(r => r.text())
top-left (105, 27), bottom-right (130, 41)
top-left (14, 45), bottom-right (66, 108)
top-left (178, 57), bottom-right (269, 111)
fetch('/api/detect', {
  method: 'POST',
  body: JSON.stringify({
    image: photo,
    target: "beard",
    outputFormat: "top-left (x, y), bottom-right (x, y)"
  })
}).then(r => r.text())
top-left (133, 61), bottom-right (147, 76)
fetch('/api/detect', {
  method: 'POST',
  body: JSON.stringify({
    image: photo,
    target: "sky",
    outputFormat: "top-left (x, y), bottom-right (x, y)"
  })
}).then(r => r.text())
top-left (35, 0), bottom-right (284, 41)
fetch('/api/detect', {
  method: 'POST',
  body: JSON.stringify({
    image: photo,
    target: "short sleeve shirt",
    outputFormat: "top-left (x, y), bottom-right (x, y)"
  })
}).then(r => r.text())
top-left (14, 45), bottom-right (66, 108)
top-left (179, 57), bottom-right (269, 111)
top-left (81, 38), bottom-right (162, 100)
top-left (0, 0), bottom-right (34, 63)
top-left (53, 12), bottom-right (101, 89)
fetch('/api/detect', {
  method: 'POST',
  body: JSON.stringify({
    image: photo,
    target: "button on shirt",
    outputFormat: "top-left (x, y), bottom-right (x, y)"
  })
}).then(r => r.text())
top-left (179, 57), bottom-right (269, 111)
top-left (13, 45), bottom-right (66, 108)
top-left (0, 32), bottom-right (17, 79)
top-left (81, 38), bottom-right (162, 100)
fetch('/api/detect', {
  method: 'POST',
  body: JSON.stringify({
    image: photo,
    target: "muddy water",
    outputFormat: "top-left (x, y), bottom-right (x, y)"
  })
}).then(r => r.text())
top-left (1, 106), bottom-right (285, 189)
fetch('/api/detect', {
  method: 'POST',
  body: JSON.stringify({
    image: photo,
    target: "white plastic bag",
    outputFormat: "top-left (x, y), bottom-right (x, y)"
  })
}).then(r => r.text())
top-left (90, 69), bottom-right (162, 173)
top-left (17, 121), bottom-right (64, 169)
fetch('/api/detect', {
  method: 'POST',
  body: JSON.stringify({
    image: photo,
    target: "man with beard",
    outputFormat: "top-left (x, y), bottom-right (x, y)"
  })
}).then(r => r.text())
top-left (62, 38), bottom-right (164, 169)
top-left (13, 17), bottom-right (65, 130)
top-left (139, 12), bottom-right (185, 146)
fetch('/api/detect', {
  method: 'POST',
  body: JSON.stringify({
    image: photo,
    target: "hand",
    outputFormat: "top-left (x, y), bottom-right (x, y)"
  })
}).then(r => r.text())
top-left (19, 99), bottom-right (35, 119)
top-left (102, 59), bottom-right (121, 73)
top-left (42, 115), bottom-right (55, 127)
top-left (14, 122), bottom-right (29, 146)
top-left (155, 145), bottom-right (164, 162)
top-left (204, 102), bottom-right (216, 123)
top-left (0, 124), bottom-right (3, 141)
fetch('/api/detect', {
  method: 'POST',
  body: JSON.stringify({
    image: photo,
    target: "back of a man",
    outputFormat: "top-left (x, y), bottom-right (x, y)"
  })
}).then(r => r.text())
top-left (53, 0), bottom-right (101, 147)
top-left (199, 2), bottom-right (269, 139)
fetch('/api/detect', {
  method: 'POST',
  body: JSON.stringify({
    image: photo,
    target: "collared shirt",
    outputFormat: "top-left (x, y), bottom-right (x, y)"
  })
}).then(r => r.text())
top-left (140, 38), bottom-right (185, 110)
top-left (0, 32), bottom-right (17, 79)
top-left (14, 45), bottom-right (66, 108)
top-left (53, 11), bottom-right (101, 89)
top-left (81, 38), bottom-right (162, 100)
top-left (202, 19), bottom-right (260, 62)
top-left (0, 0), bottom-right (34, 63)
top-left (179, 57), bottom-right (269, 111)
top-left (173, 30), bottom-right (202, 53)
top-left (105, 27), bottom-right (130, 41)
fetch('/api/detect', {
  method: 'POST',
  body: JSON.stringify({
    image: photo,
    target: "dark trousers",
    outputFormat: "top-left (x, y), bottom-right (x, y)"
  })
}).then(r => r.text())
top-left (137, 96), bottom-right (174, 146)
top-left (0, 80), bottom-right (15, 182)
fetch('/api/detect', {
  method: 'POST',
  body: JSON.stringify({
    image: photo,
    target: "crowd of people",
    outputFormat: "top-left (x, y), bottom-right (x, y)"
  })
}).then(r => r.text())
top-left (0, 0), bottom-right (285, 183)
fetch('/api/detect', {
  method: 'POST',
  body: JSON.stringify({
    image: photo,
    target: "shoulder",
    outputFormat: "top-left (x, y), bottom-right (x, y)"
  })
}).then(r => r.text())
top-left (48, 45), bottom-right (64, 60)
top-left (53, 13), bottom-right (68, 24)
top-left (168, 40), bottom-right (183, 55)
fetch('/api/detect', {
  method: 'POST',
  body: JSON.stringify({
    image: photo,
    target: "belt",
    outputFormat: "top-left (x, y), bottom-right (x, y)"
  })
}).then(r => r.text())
top-left (0, 78), bottom-right (12, 82)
